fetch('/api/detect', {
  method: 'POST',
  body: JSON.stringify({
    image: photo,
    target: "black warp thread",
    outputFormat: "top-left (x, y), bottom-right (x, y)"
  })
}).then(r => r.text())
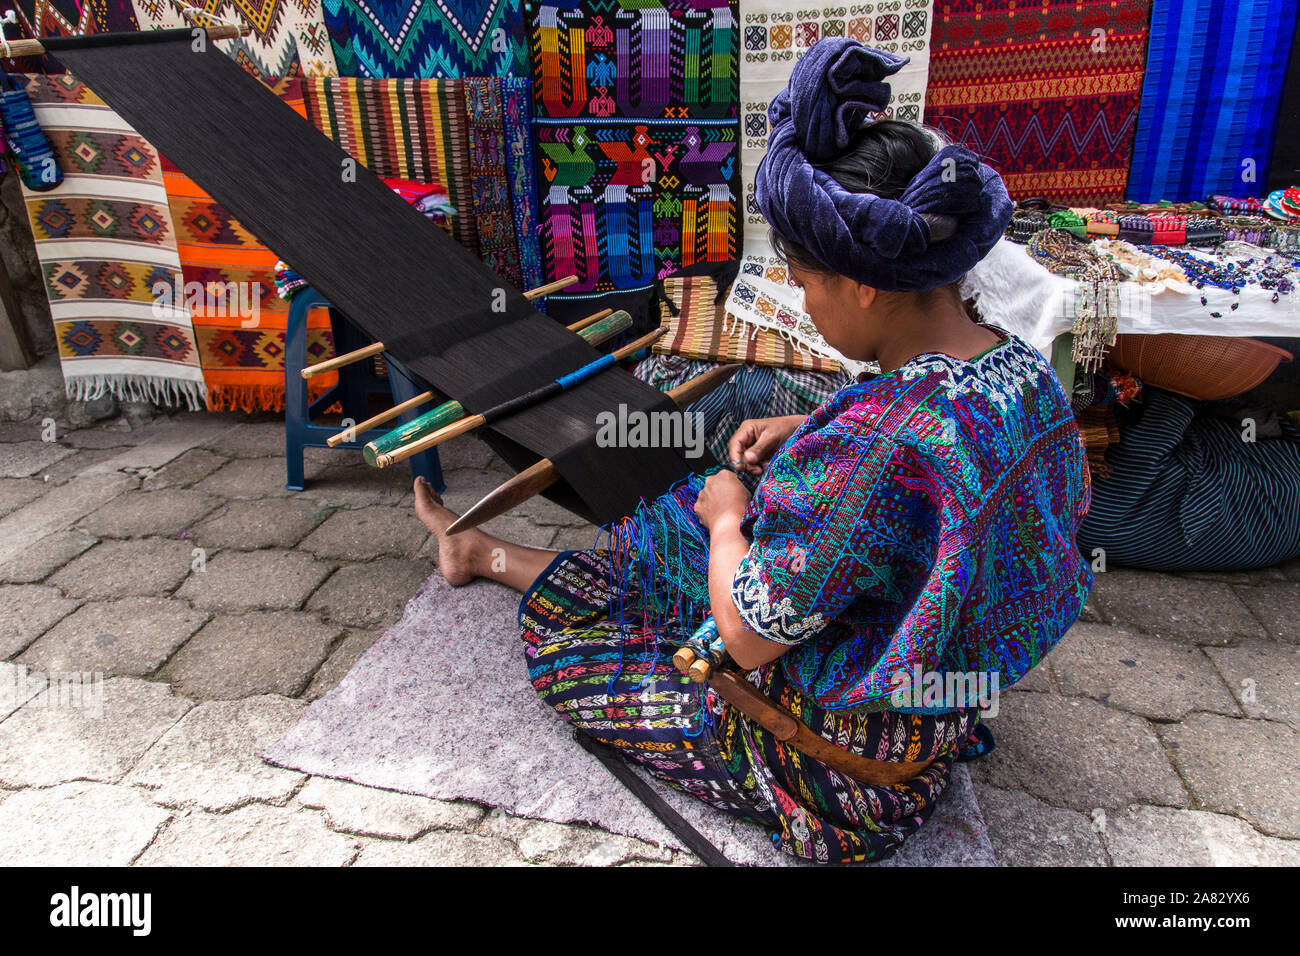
top-left (47, 31), bottom-right (707, 523)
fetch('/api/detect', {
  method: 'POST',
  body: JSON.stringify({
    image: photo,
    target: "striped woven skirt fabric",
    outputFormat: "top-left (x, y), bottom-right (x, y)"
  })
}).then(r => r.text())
top-left (1077, 390), bottom-right (1300, 571)
top-left (1126, 0), bottom-right (1300, 203)
top-left (653, 274), bottom-right (842, 374)
top-left (521, 547), bottom-right (976, 864)
top-left (301, 77), bottom-right (480, 254)
top-left (924, 0), bottom-right (1151, 205)
top-left (19, 73), bottom-right (207, 409)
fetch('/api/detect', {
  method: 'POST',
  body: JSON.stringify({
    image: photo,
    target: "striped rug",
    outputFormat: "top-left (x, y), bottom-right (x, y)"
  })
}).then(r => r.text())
top-left (301, 77), bottom-right (480, 254)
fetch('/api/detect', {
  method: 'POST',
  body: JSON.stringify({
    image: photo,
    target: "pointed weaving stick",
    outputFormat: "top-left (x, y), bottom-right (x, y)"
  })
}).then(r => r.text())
top-left (445, 363), bottom-right (742, 535)
top-left (303, 276), bottom-right (581, 380)
top-left (375, 327), bottom-right (667, 467)
top-left (362, 310), bottom-right (632, 465)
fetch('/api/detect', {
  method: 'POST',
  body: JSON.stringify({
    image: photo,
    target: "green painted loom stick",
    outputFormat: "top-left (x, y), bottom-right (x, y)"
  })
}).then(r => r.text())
top-left (361, 310), bottom-right (632, 466)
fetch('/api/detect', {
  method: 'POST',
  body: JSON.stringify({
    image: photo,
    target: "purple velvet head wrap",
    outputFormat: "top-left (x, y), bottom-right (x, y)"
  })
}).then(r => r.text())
top-left (754, 38), bottom-right (1014, 292)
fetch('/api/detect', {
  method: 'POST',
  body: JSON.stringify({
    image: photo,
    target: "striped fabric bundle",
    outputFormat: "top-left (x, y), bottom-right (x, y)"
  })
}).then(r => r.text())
top-left (1127, 0), bottom-right (1300, 203)
top-left (301, 77), bottom-right (480, 254)
top-left (654, 275), bottom-right (840, 373)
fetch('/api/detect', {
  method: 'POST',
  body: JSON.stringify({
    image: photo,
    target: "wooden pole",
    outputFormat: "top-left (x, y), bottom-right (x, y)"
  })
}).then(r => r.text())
top-left (376, 328), bottom-right (666, 467)
top-left (2, 25), bottom-right (249, 57)
top-left (522, 275), bottom-right (579, 300)
top-left (325, 390), bottom-right (435, 447)
top-left (300, 341), bottom-right (384, 380)
top-left (361, 310), bottom-right (631, 465)
top-left (444, 364), bottom-right (741, 534)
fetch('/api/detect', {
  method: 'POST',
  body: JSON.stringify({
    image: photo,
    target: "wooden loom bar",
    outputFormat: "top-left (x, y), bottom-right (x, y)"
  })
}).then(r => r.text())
top-left (1, 25), bottom-right (250, 57)
top-left (301, 341), bottom-right (385, 380)
top-left (325, 390), bottom-right (435, 447)
top-left (522, 275), bottom-right (579, 300)
top-left (444, 363), bottom-right (742, 534)
top-left (362, 310), bottom-right (632, 465)
top-left (375, 328), bottom-right (667, 467)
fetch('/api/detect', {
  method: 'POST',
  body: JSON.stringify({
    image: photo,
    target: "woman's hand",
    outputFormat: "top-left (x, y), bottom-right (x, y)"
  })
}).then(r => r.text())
top-left (694, 469), bottom-right (751, 533)
top-left (726, 415), bottom-right (806, 476)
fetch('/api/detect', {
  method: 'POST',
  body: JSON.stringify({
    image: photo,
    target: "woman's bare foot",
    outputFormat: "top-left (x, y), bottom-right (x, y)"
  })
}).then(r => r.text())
top-left (413, 476), bottom-right (484, 587)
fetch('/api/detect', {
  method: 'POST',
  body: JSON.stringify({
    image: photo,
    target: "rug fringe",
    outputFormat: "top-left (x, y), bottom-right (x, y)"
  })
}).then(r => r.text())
top-left (65, 373), bottom-right (208, 411)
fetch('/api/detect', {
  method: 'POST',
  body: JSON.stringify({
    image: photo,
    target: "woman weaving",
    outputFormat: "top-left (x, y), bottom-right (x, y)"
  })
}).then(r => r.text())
top-left (414, 38), bottom-right (1093, 864)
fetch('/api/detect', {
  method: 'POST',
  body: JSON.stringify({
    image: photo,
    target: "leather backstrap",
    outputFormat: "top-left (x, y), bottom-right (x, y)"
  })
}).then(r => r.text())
top-left (708, 667), bottom-right (936, 788)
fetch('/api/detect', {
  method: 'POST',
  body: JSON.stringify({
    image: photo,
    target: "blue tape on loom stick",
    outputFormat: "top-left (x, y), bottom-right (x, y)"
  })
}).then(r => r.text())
top-left (555, 352), bottom-right (617, 390)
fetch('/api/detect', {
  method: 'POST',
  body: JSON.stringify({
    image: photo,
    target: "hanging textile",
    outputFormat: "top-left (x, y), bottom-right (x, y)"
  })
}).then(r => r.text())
top-left (924, 0), bottom-right (1151, 206)
top-left (528, 0), bottom-right (740, 296)
top-left (322, 0), bottom-right (528, 78)
top-left (0, 0), bottom-right (139, 71)
top-left (502, 76), bottom-right (544, 292)
top-left (1268, 11), bottom-right (1300, 193)
top-left (18, 73), bottom-right (206, 409)
top-left (129, 0), bottom-right (339, 89)
top-left (302, 76), bottom-right (480, 255)
top-left (1127, 0), bottom-right (1299, 203)
top-left (464, 77), bottom-right (522, 288)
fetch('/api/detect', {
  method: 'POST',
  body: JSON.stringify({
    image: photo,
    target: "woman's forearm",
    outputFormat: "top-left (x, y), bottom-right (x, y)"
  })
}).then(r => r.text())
top-left (707, 520), bottom-right (788, 670)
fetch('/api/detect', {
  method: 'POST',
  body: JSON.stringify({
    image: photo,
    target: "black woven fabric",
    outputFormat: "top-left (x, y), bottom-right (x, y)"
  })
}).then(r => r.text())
top-left (48, 32), bottom-right (702, 523)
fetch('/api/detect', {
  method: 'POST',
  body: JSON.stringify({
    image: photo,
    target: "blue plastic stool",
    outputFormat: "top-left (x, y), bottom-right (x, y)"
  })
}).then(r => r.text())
top-left (283, 287), bottom-right (444, 493)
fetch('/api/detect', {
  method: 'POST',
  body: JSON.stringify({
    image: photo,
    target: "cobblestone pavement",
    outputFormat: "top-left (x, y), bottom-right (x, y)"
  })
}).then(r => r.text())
top-left (1, 409), bottom-right (1297, 866)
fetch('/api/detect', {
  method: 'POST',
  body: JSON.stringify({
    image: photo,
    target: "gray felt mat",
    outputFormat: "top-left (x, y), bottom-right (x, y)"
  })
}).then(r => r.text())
top-left (264, 574), bottom-right (994, 866)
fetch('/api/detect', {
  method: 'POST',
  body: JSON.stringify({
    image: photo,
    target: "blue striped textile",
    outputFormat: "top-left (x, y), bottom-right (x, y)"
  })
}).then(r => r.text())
top-left (1127, 0), bottom-right (1299, 203)
top-left (1077, 389), bottom-right (1300, 572)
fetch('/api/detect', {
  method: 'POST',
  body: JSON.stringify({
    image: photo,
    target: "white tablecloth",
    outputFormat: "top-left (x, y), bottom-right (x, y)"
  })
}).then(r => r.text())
top-left (961, 239), bottom-right (1300, 356)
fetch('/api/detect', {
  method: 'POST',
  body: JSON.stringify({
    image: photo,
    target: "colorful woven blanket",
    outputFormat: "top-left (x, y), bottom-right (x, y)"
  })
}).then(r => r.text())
top-left (128, 0), bottom-right (339, 89)
top-left (19, 74), bottom-right (207, 409)
top-left (925, 0), bottom-right (1151, 206)
top-left (322, 0), bottom-right (528, 77)
top-left (1127, 0), bottom-right (1299, 203)
top-left (655, 274), bottom-right (840, 373)
top-left (302, 76), bottom-right (480, 255)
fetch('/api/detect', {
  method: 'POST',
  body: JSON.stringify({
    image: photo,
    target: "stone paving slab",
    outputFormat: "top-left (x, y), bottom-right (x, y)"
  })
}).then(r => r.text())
top-left (305, 629), bottom-right (382, 700)
top-left (0, 662), bottom-right (45, 719)
top-left (138, 803), bottom-right (360, 866)
top-left (0, 782), bottom-right (172, 866)
top-left (0, 478), bottom-right (47, 518)
top-left (1048, 622), bottom-right (1239, 720)
top-left (184, 497), bottom-right (326, 551)
top-left (194, 457), bottom-right (300, 499)
top-left (969, 691), bottom-right (1189, 812)
top-left (49, 537), bottom-right (196, 600)
top-left (0, 471), bottom-right (134, 567)
top-left (1102, 805), bottom-right (1300, 866)
top-left (1204, 641), bottom-right (1300, 729)
top-left (296, 777), bottom-right (484, 840)
top-left (306, 558), bottom-right (435, 628)
top-left (42, 449), bottom-right (122, 484)
top-left (1159, 713), bottom-right (1300, 839)
top-left (77, 417), bottom-right (241, 478)
top-left (972, 784), bottom-right (1108, 866)
top-left (1231, 583), bottom-right (1300, 643)
top-left (175, 548), bottom-right (333, 613)
top-left (1087, 569), bottom-right (1265, 644)
top-left (0, 677), bottom-right (192, 788)
top-left (478, 809), bottom-right (675, 865)
top-left (160, 611), bottom-right (341, 700)
top-left (549, 524), bottom-right (604, 551)
top-left (77, 488), bottom-right (223, 539)
top-left (350, 830), bottom-right (526, 867)
top-left (126, 696), bottom-right (308, 811)
top-left (0, 440), bottom-right (75, 478)
top-left (60, 425), bottom-right (142, 449)
top-left (0, 583), bottom-right (80, 657)
top-left (18, 597), bottom-right (208, 677)
top-left (0, 530), bottom-right (97, 584)
top-left (299, 505), bottom-right (430, 561)
top-left (140, 448), bottom-right (229, 490)
top-left (293, 462), bottom-right (414, 508)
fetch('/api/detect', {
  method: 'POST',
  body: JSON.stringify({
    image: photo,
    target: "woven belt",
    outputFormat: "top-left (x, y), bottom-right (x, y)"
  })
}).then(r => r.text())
top-left (708, 667), bottom-right (936, 788)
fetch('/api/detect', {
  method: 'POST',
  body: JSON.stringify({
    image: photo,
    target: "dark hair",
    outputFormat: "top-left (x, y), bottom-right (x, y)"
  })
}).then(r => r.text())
top-left (771, 119), bottom-right (958, 286)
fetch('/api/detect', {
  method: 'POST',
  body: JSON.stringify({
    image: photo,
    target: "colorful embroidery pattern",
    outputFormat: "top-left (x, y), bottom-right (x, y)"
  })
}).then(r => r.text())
top-left (924, 0), bottom-right (1151, 205)
top-left (20, 74), bottom-right (207, 409)
top-left (322, 0), bottom-right (528, 78)
top-left (502, 77), bottom-right (545, 291)
top-left (464, 77), bottom-right (523, 287)
top-left (520, 545), bottom-right (977, 864)
top-left (535, 120), bottom-right (738, 292)
top-left (528, 0), bottom-right (738, 120)
top-left (732, 331), bottom-right (1093, 708)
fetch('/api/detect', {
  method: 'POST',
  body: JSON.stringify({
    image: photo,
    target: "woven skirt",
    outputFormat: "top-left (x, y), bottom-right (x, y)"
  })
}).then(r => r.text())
top-left (519, 548), bottom-right (978, 864)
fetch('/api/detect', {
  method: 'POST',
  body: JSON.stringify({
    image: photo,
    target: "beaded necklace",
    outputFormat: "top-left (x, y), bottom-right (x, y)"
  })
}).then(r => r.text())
top-left (1027, 228), bottom-right (1124, 373)
top-left (1137, 245), bottom-right (1299, 316)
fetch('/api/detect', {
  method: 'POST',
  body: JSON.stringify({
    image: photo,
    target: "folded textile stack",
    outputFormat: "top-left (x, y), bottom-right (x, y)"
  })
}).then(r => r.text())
top-left (380, 177), bottom-right (456, 228)
top-left (274, 261), bottom-right (310, 301)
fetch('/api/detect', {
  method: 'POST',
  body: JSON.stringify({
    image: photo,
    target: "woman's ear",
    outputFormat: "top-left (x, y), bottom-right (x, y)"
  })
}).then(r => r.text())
top-left (853, 281), bottom-right (877, 310)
